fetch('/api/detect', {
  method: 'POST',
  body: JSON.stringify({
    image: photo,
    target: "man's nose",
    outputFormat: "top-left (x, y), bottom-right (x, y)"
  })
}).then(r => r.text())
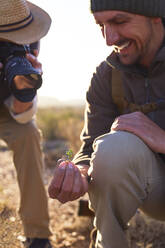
top-left (104, 25), bottom-right (120, 46)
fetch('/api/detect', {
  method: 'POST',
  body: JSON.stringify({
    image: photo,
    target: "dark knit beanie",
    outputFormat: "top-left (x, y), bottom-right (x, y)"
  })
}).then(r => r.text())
top-left (90, 0), bottom-right (165, 17)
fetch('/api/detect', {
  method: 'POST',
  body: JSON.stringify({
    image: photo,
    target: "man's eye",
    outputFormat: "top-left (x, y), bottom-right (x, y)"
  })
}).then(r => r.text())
top-left (115, 20), bottom-right (126, 24)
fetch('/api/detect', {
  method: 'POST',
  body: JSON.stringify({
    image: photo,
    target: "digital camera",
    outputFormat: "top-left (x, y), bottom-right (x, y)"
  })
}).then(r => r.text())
top-left (0, 41), bottom-right (42, 102)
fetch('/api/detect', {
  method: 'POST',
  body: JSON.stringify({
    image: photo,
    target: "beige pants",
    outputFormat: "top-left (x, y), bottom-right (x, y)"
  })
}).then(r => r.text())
top-left (88, 131), bottom-right (165, 248)
top-left (0, 105), bottom-right (51, 238)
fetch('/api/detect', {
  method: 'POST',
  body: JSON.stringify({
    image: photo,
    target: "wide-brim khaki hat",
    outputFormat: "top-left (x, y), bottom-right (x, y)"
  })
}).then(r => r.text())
top-left (0, 0), bottom-right (51, 44)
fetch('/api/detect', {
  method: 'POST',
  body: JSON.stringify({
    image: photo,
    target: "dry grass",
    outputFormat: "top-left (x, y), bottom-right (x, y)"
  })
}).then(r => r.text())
top-left (37, 106), bottom-right (84, 154)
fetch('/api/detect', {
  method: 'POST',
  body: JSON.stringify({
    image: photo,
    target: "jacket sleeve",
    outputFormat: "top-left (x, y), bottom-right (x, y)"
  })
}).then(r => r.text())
top-left (73, 61), bottom-right (118, 166)
top-left (4, 95), bottom-right (37, 124)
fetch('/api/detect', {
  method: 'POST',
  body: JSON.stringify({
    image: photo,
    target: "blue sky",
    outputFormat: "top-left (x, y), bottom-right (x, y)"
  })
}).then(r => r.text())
top-left (30, 0), bottom-right (111, 101)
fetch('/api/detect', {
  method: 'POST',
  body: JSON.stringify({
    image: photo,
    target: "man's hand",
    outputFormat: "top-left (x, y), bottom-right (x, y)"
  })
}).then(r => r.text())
top-left (12, 52), bottom-right (42, 114)
top-left (14, 53), bottom-right (42, 90)
top-left (111, 111), bottom-right (165, 153)
top-left (48, 161), bottom-right (89, 204)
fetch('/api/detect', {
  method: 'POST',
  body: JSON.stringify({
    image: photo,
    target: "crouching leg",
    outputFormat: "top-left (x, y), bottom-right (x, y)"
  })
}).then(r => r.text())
top-left (88, 131), bottom-right (164, 248)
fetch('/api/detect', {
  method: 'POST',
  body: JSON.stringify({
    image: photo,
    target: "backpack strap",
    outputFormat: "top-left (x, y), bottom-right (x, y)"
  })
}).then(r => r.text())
top-left (106, 59), bottom-right (159, 115)
top-left (111, 66), bottom-right (128, 114)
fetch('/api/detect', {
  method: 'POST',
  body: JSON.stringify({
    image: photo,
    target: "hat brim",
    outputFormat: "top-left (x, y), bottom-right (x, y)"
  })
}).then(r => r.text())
top-left (0, 1), bottom-right (51, 44)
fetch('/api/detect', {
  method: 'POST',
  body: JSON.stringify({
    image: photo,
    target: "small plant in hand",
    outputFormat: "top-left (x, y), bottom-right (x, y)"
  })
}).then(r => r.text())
top-left (56, 149), bottom-right (73, 166)
top-left (61, 149), bottom-right (73, 163)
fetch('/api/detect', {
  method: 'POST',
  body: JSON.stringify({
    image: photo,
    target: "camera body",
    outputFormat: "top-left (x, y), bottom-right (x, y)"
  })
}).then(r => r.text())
top-left (0, 41), bottom-right (42, 102)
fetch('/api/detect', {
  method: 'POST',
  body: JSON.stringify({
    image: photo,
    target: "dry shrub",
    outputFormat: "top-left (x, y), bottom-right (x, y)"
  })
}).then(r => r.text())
top-left (57, 117), bottom-right (84, 154)
top-left (37, 106), bottom-right (84, 153)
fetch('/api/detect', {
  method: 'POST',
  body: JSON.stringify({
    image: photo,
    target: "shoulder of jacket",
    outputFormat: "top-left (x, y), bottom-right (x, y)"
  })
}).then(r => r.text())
top-left (95, 60), bottom-right (112, 75)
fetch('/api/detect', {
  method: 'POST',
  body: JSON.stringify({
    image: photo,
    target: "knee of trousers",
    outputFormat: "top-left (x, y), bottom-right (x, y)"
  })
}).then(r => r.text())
top-left (10, 120), bottom-right (42, 147)
top-left (90, 131), bottom-right (154, 188)
top-left (21, 121), bottom-right (42, 140)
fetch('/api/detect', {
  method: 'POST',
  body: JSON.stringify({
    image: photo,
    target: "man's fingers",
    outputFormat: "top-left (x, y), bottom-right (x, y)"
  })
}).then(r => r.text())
top-left (32, 49), bottom-right (39, 57)
top-left (48, 162), bottom-right (89, 203)
top-left (48, 163), bottom-right (67, 199)
top-left (26, 53), bottom-right (42, 74)
top-left (56, 158), bottom-right (65, 166)
top-left (57, 162), bottom-right (75, 203)
top-left (69, 168), bottom-right (84, 201)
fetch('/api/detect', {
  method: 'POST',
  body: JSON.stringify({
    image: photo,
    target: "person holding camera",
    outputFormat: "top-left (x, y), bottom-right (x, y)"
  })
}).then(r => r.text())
top-left (0, 0), bottom-right (52, 247)
top-left (49, 0), bottom-right (165, 247)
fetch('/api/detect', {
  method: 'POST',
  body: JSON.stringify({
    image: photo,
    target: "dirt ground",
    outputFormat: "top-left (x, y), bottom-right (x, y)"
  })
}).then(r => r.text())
top-left (0, 147), bottom-right (92, 248)
top-left (1, 147), bottom-right (165, 248)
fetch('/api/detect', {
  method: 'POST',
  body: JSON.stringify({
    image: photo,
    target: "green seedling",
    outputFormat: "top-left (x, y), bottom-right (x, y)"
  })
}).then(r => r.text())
top-left (65, 149), bottom-right (73, 161)
top-left (60, 149), bottom-right (73, 166)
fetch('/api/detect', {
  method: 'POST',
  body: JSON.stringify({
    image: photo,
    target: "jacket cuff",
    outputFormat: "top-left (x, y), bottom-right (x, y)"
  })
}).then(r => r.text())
top-left (4, 95), bottom-right (37, 124)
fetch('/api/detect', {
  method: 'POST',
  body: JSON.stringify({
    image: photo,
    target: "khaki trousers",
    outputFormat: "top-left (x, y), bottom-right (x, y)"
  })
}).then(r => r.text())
top-left (88, 131), bottom-right (165, 248)
top-left (0, 105), bottom-right (51, 238)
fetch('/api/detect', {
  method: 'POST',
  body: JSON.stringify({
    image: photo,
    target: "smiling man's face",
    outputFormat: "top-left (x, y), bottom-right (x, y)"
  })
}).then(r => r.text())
top-left (94, 10), bottom-right (161, 67)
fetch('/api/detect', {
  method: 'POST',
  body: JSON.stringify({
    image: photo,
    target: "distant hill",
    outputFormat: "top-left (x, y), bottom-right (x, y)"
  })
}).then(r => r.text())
top-left (38, 96), bottom-right (85, 108)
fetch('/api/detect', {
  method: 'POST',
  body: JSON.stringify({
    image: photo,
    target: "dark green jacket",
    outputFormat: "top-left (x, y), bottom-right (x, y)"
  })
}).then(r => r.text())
top-left (73, 44), bottom-right (165, 166)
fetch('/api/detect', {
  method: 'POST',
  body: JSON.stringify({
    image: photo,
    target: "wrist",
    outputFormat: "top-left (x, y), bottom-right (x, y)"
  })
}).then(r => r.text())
top-left (12, 97), bottom-right (33, 114)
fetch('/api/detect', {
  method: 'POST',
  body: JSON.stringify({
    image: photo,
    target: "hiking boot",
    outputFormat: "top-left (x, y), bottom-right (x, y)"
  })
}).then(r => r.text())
top-left (23, 238), bottom-right (52, 248)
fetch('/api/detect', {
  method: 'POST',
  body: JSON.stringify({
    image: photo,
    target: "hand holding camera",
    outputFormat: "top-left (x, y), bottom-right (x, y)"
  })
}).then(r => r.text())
top-left (14, 52), bottom-right (42, 90)
top-left (0, 41), bottom-right (42, 103)
top-left (12, 53), bottom-right (43, 113)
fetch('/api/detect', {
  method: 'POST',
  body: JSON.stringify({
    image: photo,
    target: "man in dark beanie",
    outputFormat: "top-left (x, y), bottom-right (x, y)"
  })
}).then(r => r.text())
top-left (49, 0), bottom-right (165, 247)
